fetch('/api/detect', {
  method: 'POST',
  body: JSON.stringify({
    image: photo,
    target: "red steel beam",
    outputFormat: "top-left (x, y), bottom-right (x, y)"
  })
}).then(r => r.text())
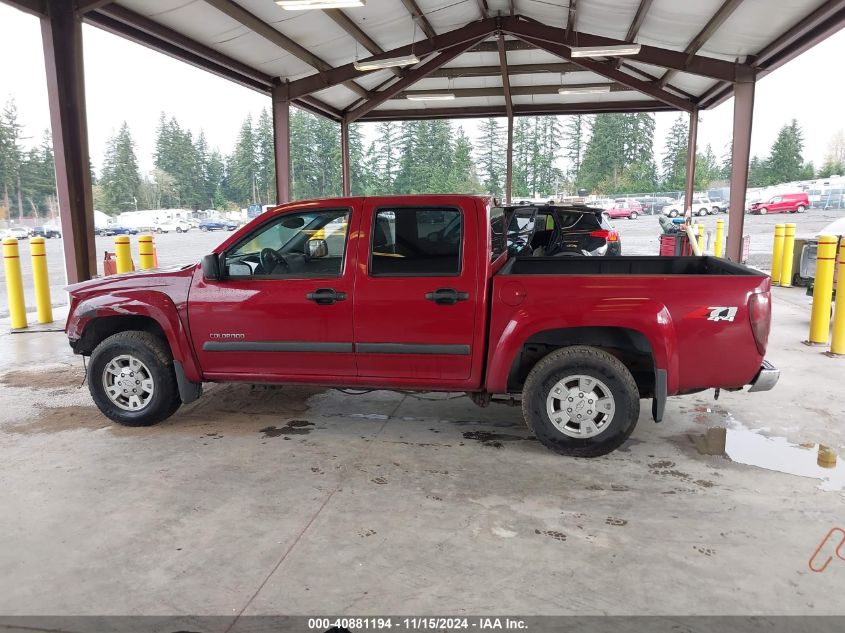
top-left (497, 34), bottom-right (513, 119)
top-left (726, 79), bottom-right (754, 261)
top-left (398, 83), bottom-right (626, 99)
top-left (683, 108), bottom-right (698, 214)
top-left (516, 34), bottom-right (695, 111)
top-left (41, 0), bottom-right (97, 282)
top-left (75, 0), bottom-right (112, 13)
top-left (87, 6), bottom-right (273, 90)
top-left (470, 39), bottom-right (536, 52)
top-left (323, 8), bottom-right (401, 77)
top-left (658, 0), bottom-right (746, 88)
top-left (624, 0), bottom-right (653, 42)
top-left (202, 0), bottom-right (370, 100)
top-left (283, 18), bottom-right (496, 101)
top-left (566, 0), bottom-right (577, 37)
top-left (272, 86), bottom-right (291, 204)
top-left (3, 0), bottom-right (45, 16)
top-left (345, 36), bottom-right (488, 122)
top-left (340, 119), bottom-right (351, 196)
top-left (359, 100), bottom-right (675, 121)
top-left (400, 0), bottom-right (437, 40)
top-left (501, 15), bottom-right (742, 81)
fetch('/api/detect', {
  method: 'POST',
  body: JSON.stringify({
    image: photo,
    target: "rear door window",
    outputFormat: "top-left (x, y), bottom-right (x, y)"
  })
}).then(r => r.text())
top-left (370, 207), bottom-right (462, 276)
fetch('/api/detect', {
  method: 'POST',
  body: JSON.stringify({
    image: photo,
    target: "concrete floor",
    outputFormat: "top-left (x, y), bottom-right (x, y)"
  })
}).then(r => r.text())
top-left (0, 287), bottom-right (843, 617)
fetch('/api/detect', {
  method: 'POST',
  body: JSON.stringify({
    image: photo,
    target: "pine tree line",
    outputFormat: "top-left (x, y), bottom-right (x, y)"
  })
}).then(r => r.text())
top-left (0, 94), bottom-right (836, 220)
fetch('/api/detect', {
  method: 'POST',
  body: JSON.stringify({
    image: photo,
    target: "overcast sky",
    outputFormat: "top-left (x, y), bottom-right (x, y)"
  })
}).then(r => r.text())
top-left (1, 3), bottom-right (843, 177)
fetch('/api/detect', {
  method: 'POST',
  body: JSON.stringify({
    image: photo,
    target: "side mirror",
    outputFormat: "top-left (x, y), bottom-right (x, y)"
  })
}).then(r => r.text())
top-left (201, 254), bottom-right (221, 280)
top-left (307, 238), bottom-right (328, 259)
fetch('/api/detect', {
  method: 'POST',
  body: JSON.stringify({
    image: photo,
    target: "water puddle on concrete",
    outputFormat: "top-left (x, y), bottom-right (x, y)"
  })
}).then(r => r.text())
top-left (692, 421), bottom-right (844, 491)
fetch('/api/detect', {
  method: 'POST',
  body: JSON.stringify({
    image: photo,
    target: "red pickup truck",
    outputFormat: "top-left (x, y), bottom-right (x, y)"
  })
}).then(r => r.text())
top-left (65, 195), bottom-right (778, 457)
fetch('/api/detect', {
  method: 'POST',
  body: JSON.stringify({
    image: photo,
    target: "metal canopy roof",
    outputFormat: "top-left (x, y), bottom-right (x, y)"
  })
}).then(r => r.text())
top-left (10, 0), bottom-right (843, 122)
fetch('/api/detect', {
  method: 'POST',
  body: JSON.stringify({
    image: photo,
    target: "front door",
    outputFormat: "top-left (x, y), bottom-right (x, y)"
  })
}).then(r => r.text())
top-left (352, 201), bottom-right (479, 385)
top-left (188, 205), bottom-right (359, 380)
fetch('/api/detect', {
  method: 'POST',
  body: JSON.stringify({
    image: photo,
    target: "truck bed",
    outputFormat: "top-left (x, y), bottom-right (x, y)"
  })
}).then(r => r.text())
top-left (501, 256), bottom-right (764, 277)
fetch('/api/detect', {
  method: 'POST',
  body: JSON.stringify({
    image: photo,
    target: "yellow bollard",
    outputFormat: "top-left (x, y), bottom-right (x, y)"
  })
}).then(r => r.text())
top-left (2, 238), bottom-right (28, 329)
top-left (697, 223), bottom-right (705, 253)
top-left (714, 219), bottom-right (725, 258)
top-left (114, 235), bottom-right (133, 274)
top-left (138, 234), bottom-right (155, 270)
top-left (770, 224), bottom-right (785, 284)
top-left (29, 236), bottom-right (53, 324)
top-left (780, 223), bottom-right (796, 288)
top-left (830, 241), bottom-right (845, 356)
top-left (807, 235), bottom-right (838, 344)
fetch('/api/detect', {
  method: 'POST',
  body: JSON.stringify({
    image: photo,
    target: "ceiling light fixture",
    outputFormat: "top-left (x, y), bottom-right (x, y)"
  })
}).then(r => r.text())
top-left (558, 85), bottom-right (612, 95)
top-left (354, 53), bottom-right (420, 71)
top-left (569, 44), bottom-right (642, 58)
top-left (276, 0), bottom-right (365, 10)
top-left (406, 93), bottom-right (456, 101)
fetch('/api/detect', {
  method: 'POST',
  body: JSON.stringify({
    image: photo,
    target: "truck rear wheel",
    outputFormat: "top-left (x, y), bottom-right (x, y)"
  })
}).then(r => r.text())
top-left (88, 331), bottom-right (181, 426)
top-left (522, 346), bottom-right (640, 457)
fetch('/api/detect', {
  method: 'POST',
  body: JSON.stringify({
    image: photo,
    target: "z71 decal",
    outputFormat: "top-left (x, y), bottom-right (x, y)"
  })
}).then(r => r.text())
top-left (707, 306), bottom-right (738, 322)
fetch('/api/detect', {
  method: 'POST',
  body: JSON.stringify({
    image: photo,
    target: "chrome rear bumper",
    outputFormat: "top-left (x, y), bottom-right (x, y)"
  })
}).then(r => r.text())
top-left (748, 360), bottom-right (780, 392)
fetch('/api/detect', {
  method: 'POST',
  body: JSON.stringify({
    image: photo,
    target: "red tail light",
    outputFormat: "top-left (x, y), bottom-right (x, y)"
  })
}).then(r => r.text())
top-left (748, 292), bottom-right (771, 355)
top-left (590, 229), bottom-right (619, 242)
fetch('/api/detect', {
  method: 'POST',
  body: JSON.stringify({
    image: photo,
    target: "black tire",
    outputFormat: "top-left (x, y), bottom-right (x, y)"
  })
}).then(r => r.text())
top-left (200, 226), bottom-right (208, 232)
top-left (522, 346), bottom-right (640, 457)
top-left (176, 227), bottom-right (183, 233)
top-left (759, 207), bottom-right (768, 215)
top-left (796, 205), bottom-right (806, 213)
top-left (698, 208), bottom-right (708, 216)
top-left (629, 211), bottom-right (638, 219)
top-left (88, 331), bottom-right (181, 426)
top-left (669, 210), bottom-right (678, 218)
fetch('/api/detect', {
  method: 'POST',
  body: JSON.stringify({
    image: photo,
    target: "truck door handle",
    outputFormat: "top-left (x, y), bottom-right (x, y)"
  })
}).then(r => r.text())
top-left (425, 288), bottom-right (469, 305)
top-left (306, 288), bottom-right (346, 305)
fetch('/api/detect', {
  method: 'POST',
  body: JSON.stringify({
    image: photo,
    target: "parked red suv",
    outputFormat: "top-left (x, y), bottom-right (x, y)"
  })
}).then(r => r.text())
top-left (603, 199), bottom-right (642, 220)
top-left (748, 193), bottom-right (809, 215)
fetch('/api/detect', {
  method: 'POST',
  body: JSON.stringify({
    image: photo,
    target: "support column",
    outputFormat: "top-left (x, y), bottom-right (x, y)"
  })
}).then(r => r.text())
top-left (41, 0), bottom-right (96, 283)
top-left (683, 107), bottom-right (698, 216)
top-left (272, 84), bottom-right (291, 204)
top-left (727, 77), bottom-right (755, 262)
top-left (341, 118), bottom-right (351, 197)
top-left (505, 116), bottom-right (513, 205)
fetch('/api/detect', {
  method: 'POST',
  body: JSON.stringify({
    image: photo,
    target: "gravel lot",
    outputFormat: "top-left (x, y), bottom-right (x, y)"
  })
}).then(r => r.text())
top-left (2, 208), bottom-right (843, 318)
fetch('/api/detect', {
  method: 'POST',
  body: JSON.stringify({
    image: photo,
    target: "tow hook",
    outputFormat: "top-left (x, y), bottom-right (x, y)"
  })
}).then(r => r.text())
top-left (714, 387), bottom-right (720, 400)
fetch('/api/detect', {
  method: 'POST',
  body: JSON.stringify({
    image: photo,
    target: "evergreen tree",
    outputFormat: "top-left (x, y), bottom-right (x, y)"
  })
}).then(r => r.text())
top-left (373, 121), bottom-right (400, 192)
top-left (748, 155), bottom-right (768, 187)
top-left (578, 114), bottom-right (626, 193)
top-left (226, 114), bottom-right (257, 205)
top-left (565, 114), bottom-right (588, 188)
top-left (694, 143), bottom-right (720, 190)
top-left (475, 118), bottom-right (505, 196)
top-left (766, 119), bottom-right (807, 184)
top-left (720, 141), bottom-right (733, 181)
top-left (100, 122), bottom-right (140, 214)
top-left (348, 122), bottom-right (368, 195)
top-left (255, 108), bottom-right (276, 205)
top-left (447, 126), bottom-right (480, 193)
top-left (0, 99), bottom-right (25, 218)
top-left (660, 115), bottom-right (689, 192)
top-left (512, 117), bottom-right (531, 198)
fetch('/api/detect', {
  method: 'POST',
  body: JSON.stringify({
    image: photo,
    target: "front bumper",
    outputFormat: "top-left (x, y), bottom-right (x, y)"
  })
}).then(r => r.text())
top-left (748, 360), bottom-right (780, 392)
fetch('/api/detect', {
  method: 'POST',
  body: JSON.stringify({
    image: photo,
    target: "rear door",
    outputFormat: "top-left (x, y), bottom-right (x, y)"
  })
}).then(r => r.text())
top-left (352, 200), bottom-right (479, 384)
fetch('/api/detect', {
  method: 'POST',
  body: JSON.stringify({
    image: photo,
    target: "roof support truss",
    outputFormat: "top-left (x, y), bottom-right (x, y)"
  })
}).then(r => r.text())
top-left (201, 0), bottom-right (370, 99)
top-left (323, 8), bottom-right (401, 77)
top-left (400, 0), bottom-right (437, 40)
top-left (500, 16), bottom-right (744, 81)
top-left (345, 34), bottom-right (489, 122)
top-left (658, 0), bottom-right (746, 87)
top-left (515, 34), bottom-right (695, 111)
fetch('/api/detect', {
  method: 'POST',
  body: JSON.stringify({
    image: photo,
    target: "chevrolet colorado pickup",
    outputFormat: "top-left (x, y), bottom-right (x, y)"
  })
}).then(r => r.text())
top-left (65, 195), bottom-right (779, 457)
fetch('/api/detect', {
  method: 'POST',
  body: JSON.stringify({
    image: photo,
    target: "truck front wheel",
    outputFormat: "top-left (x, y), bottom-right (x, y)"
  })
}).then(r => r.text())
top-left (88, 331), bottom-right (182, 426)
top-left (522, 346), bottom-right (640, 457)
